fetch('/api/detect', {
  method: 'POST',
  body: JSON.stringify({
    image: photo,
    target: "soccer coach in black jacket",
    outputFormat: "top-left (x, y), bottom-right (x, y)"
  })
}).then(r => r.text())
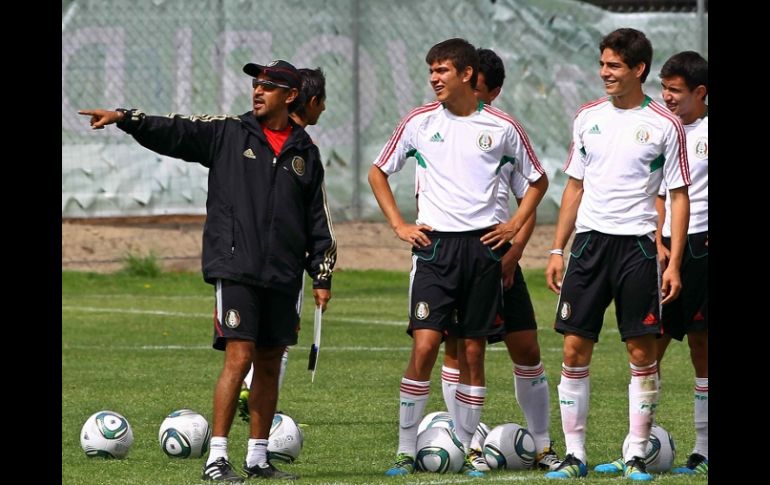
top-left (80, 59), bottom-right (336, 482)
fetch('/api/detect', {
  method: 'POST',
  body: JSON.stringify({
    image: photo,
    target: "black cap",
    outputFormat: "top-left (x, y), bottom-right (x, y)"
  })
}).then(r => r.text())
top-left (243, 60), bottom-right (301, 89)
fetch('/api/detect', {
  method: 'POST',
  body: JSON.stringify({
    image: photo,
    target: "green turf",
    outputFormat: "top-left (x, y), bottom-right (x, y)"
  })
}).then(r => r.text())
top-left (63, 270), bottom-right (708, 484)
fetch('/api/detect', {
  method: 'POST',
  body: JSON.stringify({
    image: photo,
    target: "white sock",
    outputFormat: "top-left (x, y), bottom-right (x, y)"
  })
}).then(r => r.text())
top-left (455, 384), bottom-right (486, 452)
top-left (557, 364), bottom-right (589, 464)
top-left (206, 436), bottom-right (229, 465)
top-left (397, 377), bottom-right (430, 457)
top-left (278, 347), bottom-right (289, 392)
top-left (441, 365), bottom-right (459, 421)
top-left (693, 377), bottom-right (708, 458)
top-left (514, 362), bottom-right (551, 452)
top-left (625, 361), bottom-right (659, 461)
top-left (245, 438), bottom-right (269, 468)
top-left (244, 365), bottom-right (254, 390)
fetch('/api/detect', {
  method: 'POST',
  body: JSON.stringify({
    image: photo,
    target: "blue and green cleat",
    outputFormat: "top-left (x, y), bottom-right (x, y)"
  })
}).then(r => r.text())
top-left (594, 457), bottom-right (624, 474)
top-left (385, 453), bottom-right (414, 476)
top-left (672, 453), bottom-right (708, 475)
top-left (459, 454), bottom-right (485, 477)
top-left (623, 457), bottom-right (653, 481)
top-left (545, 454), bottom-right (587, 479)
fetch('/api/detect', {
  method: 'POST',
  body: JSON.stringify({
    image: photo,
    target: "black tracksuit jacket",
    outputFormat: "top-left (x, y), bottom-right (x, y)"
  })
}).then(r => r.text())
top-left (116, 109), bottom-right (336, 295)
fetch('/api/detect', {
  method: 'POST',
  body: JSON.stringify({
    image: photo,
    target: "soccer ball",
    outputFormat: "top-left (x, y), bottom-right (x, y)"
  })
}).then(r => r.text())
top-left (80, 410), bottom-right (134, 459)
top-left (417, 411), bottom-right (454, 434)
top-left (622, 424), bottom-right (676, 472)
top-left (415, 427), bottom-right (465, 473)
top-left (483, 423), bottom-right (537, 470)
top-left (268, 413), bottom-right (303, 463)
top-left (158, 409), bottom-right (211, 458)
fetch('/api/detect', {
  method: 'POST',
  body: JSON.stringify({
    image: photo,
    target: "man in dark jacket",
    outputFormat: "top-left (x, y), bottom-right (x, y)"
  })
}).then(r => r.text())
top-left (80, 59), bottom-right (336, 482)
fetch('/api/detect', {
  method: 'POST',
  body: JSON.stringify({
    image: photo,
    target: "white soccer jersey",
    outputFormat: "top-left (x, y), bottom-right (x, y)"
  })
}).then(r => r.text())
top-left (493, 164), bottom-right (530, 222)
top-left (660, 115), bottom-right (708, 237)
top-left (374, 101), bottom-right (544, 231)
top-left (564, 96), bottom-right (690, 235)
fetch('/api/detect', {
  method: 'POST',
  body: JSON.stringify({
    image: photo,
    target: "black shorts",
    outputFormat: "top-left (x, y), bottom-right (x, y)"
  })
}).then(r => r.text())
top-left (661, 231), bottom-right (708, 340)
top-left (212, 279), bottom-right (302, 350)
top-left (488, 264), bottom-right (537, 345)
top-left (408, 229), bottom-right (508, 339)
top-left (555, 231), bottom-right (661, 342)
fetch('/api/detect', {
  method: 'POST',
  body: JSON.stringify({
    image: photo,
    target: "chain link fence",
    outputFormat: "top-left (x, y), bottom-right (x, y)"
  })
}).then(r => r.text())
top-left (63, 0), bottom-right (707, 223)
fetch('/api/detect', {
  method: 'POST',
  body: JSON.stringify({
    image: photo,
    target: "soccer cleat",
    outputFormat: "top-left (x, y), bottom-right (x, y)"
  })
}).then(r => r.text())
top-left (384, 453), bottom-right (414, 476)
top-left (237, 388), bottom-right (250, 423)
top-left (536, 442), bottom-right (562, 470)
top-left (593, 457), bottom-right (624, 474)
top-left (459, 454), bottom-right (486, 477)
top-left (468, 448), bottom-right (490, 471)
top-left (672, 453), bottom-right (708, 475)
top-left (243, 461), bottom-right (299, 480)
top-left (201, 457), bottom-right (245, 482)
top-left (623, 456), bottom-right (653, 481)
top-left (544, 453), bottom-right (587, 479)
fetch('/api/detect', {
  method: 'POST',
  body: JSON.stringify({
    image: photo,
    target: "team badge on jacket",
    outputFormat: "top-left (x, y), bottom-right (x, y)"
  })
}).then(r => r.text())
top-left (559, 302), bottom-right (571, 321)
top-left (225, 309), bottom-right (241, 328)
top-left (291, 156), bottom-right (306, 176)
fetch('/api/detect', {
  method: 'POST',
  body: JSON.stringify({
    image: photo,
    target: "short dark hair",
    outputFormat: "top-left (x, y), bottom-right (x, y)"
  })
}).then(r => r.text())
top-left (425, 38), bottom-right (479, 88)
top-left (294, 67), bottom-right (326, 117)
top-left (600, 28), bottom-right (653, 83)
top-left (477, 48), bottom-right (505, 91)
top-left (659, 51), bottom-right (708, 100)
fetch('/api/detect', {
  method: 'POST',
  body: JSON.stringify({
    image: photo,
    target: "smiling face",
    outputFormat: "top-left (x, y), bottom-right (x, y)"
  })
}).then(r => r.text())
top-left (661, 75), bottom-right (705, 125)
top-left (599, 48), bottom-right (644, 101)
top-left (429, 59), bottom-right (472, 104)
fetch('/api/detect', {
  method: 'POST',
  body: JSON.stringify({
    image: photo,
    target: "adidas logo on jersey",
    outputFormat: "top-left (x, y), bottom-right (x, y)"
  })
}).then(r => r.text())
top-left (430, 132), bottom-right (444, 142)
top-left (588, 124), bottom-right (601, 134)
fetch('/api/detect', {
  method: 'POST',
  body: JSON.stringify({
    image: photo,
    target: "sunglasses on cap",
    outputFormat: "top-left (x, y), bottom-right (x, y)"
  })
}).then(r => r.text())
top-left (252, 78), bottom-right (291, 90)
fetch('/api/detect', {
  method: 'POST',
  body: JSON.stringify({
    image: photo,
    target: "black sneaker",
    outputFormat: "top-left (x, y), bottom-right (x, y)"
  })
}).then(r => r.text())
top-left (202, 457), bottom-right (245, 482)
top-left (243, 461), bottom-right (299, 480)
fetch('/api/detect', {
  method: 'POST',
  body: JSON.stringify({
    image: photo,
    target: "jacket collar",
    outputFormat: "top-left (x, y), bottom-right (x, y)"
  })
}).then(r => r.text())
top-left (238, 111), bottom-right (314, 154)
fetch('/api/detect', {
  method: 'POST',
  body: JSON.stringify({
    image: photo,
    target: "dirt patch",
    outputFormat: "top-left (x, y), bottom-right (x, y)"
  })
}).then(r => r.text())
top-left (62, 216), bottom-right (557, 273)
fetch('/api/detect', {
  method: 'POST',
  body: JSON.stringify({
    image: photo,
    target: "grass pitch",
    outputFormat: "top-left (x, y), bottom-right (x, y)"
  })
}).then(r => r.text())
top-left (63, 270), bottom-right (708, 484)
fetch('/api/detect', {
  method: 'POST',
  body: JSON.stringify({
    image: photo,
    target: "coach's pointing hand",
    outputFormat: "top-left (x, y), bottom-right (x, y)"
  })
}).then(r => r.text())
top-left (78, 109), bottom-right (124, 129)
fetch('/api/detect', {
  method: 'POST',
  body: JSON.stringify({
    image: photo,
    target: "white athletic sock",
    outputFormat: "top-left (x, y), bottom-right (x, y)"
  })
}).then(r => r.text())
top-left (514, 362), bottom-right (551, 452)
top-left (455, 384), bottom-right (486, 452)
top-left (625, 361), bottom-right (659, 462)
top-left (397, 378), bottom-right (430, 457)
top-left (206, 436), bottom-right (229, 465)
top-left (557, 364), bottom-right (590, 464)
top-left (441, 365), bottom-right (460, 421)
top-left (278, 347), bottom-right (289, 392)
top-left (693, 377), bottom-right (708, 458)
top-left (245, 438), bottom-right (269, 468)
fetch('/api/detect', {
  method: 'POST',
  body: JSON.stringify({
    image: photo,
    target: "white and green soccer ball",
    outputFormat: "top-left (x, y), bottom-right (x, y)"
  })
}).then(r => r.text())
top-left (415, 426), bottom-right (465, 473)
top-left (268, 413), bottom-right (303, 463)
top-left (417, 411), bottom-right (454, 434)
top-left (80, 410), bottom-right (134, 459)
top-left (622, 424), bottom-right (676, 472)
top-left (483, 423), bottom-right (537, 470)
top-left (158, 409), bottom-right (211, 459)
